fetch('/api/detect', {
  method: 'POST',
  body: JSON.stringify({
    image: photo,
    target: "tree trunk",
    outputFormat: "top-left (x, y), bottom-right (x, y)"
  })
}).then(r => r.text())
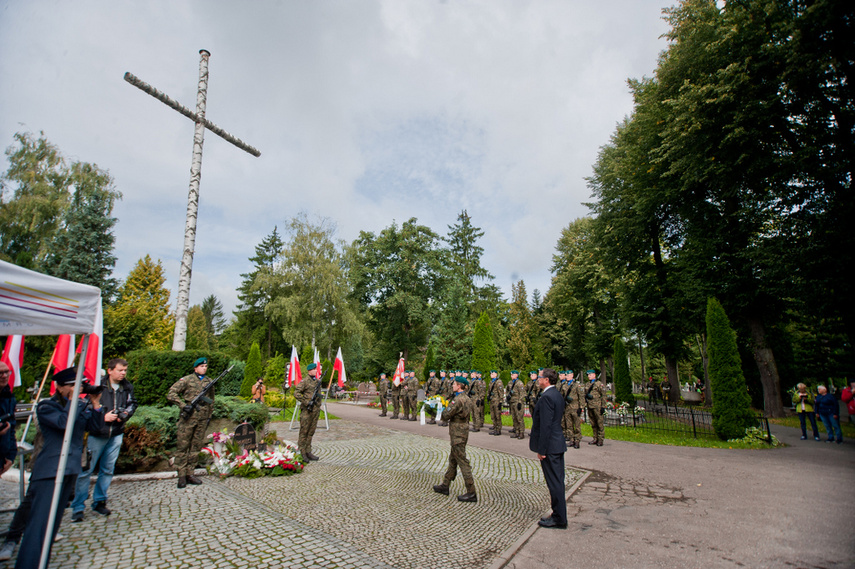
top-left (638, 335), bottom-right (646, 385)
top-left (664, 356), bottom-right (679, 402)
top-left (746, 315), bottom-right (785, 417)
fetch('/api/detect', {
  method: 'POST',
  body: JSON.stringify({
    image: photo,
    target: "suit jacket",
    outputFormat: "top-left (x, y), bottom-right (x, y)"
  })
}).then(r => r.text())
top-left (529, 385), bottom-right (568, 455)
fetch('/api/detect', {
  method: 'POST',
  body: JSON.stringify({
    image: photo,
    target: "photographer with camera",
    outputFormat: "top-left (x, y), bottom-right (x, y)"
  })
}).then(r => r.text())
top-left (70, 358), bottom-right (137, 522)
top-left (13, 367), bottom-right (105, 569)
top-left (0, 362), bottom-right (17, 476)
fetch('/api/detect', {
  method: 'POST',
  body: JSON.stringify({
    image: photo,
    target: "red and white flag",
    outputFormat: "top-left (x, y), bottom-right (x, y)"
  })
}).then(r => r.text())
top-left (51, 335), bottom-right (76, 370)
top-left (313, 348), bottom-right (322, 379)
top-left (392, 356), bottom-right (405, 387)
top-left (287, 345), bottom-right (302, 387)
top-left (76, 302), bottom-right (102, 385)
top-left (332, 347), bottom-right (347, 388)
top-left (1, 335), bottom-right (25, 388)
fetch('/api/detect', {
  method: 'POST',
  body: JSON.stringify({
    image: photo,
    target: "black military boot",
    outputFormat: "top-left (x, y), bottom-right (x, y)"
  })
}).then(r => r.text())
top-left (305, 452), bottom-right (320, 461)
top-left (574, 441), bottom-right (581, 449)
top-left (390, 414), bottom-right (398, 419)
top-left (432, 483), bottom-right (450, 496)
top-left (177, 476), bottom-right (187, 489)
top-left (457, 492), bottom-right (477, 503)
top-left (186, 475), bottom-right (203, 485)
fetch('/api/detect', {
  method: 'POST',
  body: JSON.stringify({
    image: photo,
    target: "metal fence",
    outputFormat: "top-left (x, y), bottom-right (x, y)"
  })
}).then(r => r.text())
top-left (604, 400), bottom-right (772, 443)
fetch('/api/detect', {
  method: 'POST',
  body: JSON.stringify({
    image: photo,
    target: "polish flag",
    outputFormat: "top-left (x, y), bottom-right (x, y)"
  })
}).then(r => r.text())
top-left (313, 348), bottom-right (322, 379)
top-left (51, 335), bottom-right (76, 370)
top-left (392, 357), bottom-right (405, 387)
top-left (1, 335), bottom-right (24, 388)
top-left (76, 302), bottom-right (103, 384)
top-left (332, 347), bottom-right (347, 388)
top-left (287, 346), bottom-right (301, 387)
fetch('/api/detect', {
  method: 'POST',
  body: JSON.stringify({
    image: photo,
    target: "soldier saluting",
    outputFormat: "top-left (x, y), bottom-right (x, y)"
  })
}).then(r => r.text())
top-left (167, 357), bottom-right (214, 488)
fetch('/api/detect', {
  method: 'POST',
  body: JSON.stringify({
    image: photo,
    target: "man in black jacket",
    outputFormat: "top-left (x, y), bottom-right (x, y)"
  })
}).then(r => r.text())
top-left (70, 358), bottom-right (137, 522)
top-left (529, 368), bottom-right (568, 529)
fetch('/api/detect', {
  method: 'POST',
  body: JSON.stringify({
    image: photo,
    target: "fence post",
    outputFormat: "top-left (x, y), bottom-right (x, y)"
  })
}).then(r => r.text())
top-left (690, 406), bottom-right (697, 438)
top-left (763, 416), bottom-right (773, 445)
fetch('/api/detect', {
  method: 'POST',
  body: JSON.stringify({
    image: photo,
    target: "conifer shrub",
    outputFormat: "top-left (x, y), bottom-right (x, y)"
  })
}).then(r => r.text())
top-left (706, 298), bottom-right (754, 440)
top-left (613, 337), bottom-right (635, 406)
top-left (240, 341), bottom-right (263, 398)
top-left (471, 312), bottom-right (497, 373)
top-left (125, 349), bottom-right (236, 406)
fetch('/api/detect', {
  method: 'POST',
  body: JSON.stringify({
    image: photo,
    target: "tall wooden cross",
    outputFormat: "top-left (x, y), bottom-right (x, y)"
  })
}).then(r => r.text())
top-left (124, 50), bottom-right (260, 351)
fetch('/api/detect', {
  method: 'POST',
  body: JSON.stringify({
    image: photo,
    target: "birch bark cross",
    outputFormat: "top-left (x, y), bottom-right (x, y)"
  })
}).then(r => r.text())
top-left (124, 50), bottom-right (260, 351)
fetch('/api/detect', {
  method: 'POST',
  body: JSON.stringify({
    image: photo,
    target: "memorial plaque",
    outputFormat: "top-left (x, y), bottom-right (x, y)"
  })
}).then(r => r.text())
top-left (234, 422), bottom-right (257, 451)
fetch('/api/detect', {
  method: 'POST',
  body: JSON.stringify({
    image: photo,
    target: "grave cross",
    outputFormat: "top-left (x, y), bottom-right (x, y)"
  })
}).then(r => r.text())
top-left (124, 49), bottom-right (260, 351)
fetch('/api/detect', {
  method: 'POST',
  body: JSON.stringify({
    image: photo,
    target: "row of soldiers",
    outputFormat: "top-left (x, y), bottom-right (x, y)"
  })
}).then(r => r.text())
top-left (376, 368), bottom-right (609, 447)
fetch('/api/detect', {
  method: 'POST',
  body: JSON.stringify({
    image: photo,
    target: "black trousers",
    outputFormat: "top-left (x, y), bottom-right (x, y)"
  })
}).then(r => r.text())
top-left (15, 474), bottom-right (76, 569)
top-left (540, 453), bottom-right (567, 525)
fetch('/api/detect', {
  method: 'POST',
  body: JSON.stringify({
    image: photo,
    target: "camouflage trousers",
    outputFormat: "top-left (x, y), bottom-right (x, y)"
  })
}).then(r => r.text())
top-left (175, 411), bottom-right (210, 477)
top-left (588, 407), bottom-right (605, 443)
top-left (298, 405), bottom-right (321, 456)
top-left (443, 441), bottom-right (475, 493)
top-left (379, 393), bottom-right (388, 414)
top-left (489, 401), bottom-right (502, 433)
top-left (563, 408), bottom-right (582, 442)
top-left (402, 394), bottom-right (416, 418)
top-left (510, 401), bottom-right (525, 435)
top-left (390, 392), bottom-right (401, 416)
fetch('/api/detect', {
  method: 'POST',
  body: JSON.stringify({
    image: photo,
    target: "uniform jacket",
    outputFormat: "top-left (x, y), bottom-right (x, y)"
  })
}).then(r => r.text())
top-left (564, 379), bottom-right (584, 411)
top-left (487, 378), bottom-right (505, 404)
top-left (405, 376), bottom-right (420, 398)
top-left (526, 380), bottom-right (541, 406)
top-left (469, 378), bottom-right (486, 404)
top-left (295, 375), bottom-right (322, 411)
top-left (90, 377), bottom-right (138, 438)
top-left (0, 386), bottom-right (17, 464)
top-left (424, 376), bottom-right (440, 398)
top-left (507, 378), bottom-right (525, 404)
top-left (444, 391), bottom-right (473, 445)
top-left (32, 394), bottom-right (105, 481)
top-left (585, 380), bottom-right (607, 409)
top-left (167, 373), bottom-right (215, 421)
top-left (529, 385), bottom-right (567, 455)
top-left (378, 377), bottom-right (390, 395)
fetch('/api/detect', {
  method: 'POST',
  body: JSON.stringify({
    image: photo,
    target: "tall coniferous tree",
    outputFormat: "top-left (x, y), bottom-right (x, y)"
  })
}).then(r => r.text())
top-left (706, 297), bottom-right (753, 439)
top-left (445, 210), bottom-right (493, 304)
top-left (471, 311), bottom-right (497, 373)
top-left (241, 341), bottom-right (263, 398)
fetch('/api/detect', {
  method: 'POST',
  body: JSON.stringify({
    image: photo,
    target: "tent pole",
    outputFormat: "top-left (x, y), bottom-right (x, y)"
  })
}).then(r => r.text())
top-left (21, 356), bottom-right (55, 443)
top-left (38, 335), bottom-right (88, 569)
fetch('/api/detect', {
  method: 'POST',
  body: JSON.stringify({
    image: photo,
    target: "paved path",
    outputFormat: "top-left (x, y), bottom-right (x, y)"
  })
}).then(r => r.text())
top-left (2, 403), bottom-right (852, 568)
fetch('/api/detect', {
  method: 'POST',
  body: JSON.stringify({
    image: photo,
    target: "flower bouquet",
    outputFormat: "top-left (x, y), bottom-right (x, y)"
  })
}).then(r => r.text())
top-left (201, 438), bottom-right (304, 479)
top-left (422, 395), bottom-right (449, 419)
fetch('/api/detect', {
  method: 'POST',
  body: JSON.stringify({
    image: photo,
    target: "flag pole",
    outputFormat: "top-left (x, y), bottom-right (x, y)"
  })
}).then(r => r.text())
top-left (21, 340), bottom-right (61, 443)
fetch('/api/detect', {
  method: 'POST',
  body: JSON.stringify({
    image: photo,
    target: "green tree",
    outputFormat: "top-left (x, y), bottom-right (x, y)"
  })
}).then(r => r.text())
top-left (103, 256), bottom-right (174, 358)
top-left (43, 161), bottom-right (121, 299)
top-left (445, 210), bottom-right (493, 303)
top-left (422, 341), bottom-right (437, 379)
top-left (241, 341), bottom-right (263, 398)
top-left (264, 352), bottom-right (286, 386)
top-left (706, 298), bottom-right (753, 440)
top-left (0, 132), bottom-right (70, 268)
top-left (507, 280), bottom-right (547, 371)
top-left (613, 337), bottom-right (634, 406)
top-left (433, 280), bottom-right (472, 370)
top-left (185, 305), bottom-right (212, 351)
top-left (471, 311), bottom-right (497, 373)
top-left (348, 218), bottom-right (447, 369)
top-left (200, 294), bottom-right (226, 337)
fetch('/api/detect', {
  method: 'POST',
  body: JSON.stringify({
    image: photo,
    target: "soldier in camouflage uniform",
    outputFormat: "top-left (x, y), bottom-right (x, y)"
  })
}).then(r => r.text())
top-left (378, 373), bottom-right (390, 417)
top-left (389, 372), bottom-right (402, 419)
top-left (424, 370), bottom-right (441, 424)
top-left (525, 370), bottom-right (541, 419)
top-left (506, 370), bottom-right (526, 439)
top-left (432, 375), bottom-right (477, 502)
top-left (469, 371), bottom-right (486, 432)
top-left (438, 371), bottom-right (453, 427)
top-left (562, 370), bottom-right (584, 448)
top-left (167, 357), bottom-right (214, 488)
top-left (585, 369), bottom-right (607, 446)
top-left (402, 370), bottom-right (419, 421)
top-left (487, 371), bottom-right (505, 435)
top-left (295, 363), bottom-right (322, 461)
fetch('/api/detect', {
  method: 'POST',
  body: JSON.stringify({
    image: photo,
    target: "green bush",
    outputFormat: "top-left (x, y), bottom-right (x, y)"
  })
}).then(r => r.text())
top-left (217, 360), bottom-right (246, 396)
top-left (213, 396), bottom-right (269, 431)
top-left (116, 423), bottom-right (166, 473)
top-left (241, 342), bottom-right (263, 398)
top-left (127, 405), bottom-right (180, 448)
top-left (471, 312), bottom-right (497, 373)
top-left (264, 391), bottom-right (285, 408)
top-left (125, 349), bottom-right (238, 406)
top-left (706, 298), bottom-right (754, 440)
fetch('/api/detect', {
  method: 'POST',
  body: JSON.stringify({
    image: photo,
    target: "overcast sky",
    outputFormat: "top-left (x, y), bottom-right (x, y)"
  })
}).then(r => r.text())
top-left (1, 1), bottom-right (673, 318)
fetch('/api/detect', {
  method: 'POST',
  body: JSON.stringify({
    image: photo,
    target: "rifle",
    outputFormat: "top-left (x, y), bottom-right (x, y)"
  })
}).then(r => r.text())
top-left (505, 379), bottom-right (515, 405)
top-left (305, 377), bottom-right (323, 413)
top-left (487, 379), bottom-right (498, 403)
top-left (181, 365), bottom-right (234, 420)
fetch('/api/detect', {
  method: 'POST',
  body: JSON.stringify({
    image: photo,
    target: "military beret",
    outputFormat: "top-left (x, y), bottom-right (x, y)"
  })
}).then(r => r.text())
top-left (529, 370), bottom-right (537, 375)
top-left (587, 369), bottom-right (597, 375)
top-left (193, 357), bottom-right (208, 368)
top-left (307, 363), bottom-right (317, 371)
top-left (429, 369), bottom-right (436, 373)
top-left (440, 369), bottom-right (446, 372)
top-left (567, 370), bottom-right (573, 374)
top-left (52, 367), bottom-right (78, 385)
top-left (511, 370), bottom-right (519, 374)
top-left (491, 370), bottom-right (498, 374)
top-left (455, 376), bottom-right (470, 387)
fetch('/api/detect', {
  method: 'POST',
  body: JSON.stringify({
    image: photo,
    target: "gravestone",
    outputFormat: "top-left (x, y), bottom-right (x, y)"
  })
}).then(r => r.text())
top-left (367, 381), bottom-right (377, 392)
top-left (234, 422), bottom-right (257, 452)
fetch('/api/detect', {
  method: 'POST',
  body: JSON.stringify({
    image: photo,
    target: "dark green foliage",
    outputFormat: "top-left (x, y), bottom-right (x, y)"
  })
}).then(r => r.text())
top-left (433, 280), bottom-right (472, 370)
top-left (264, 352), bottom-right (286, 386)
top-left (127, 405), bottom-right (180, 448)
top-left (422, 342), bottom-right (437, 378)
top-left (706, 298), bottom-right (754, 440)
top-left (471, 311), bottom-right (497, 373)
top-left (213, 396), bottom-right (269, 431)
top-left (241, 342), bottom-right (263, 398)
top-left (116, 423), bottom-right (166, 473)
top-left (217, 360), bottom-right (246, 397)
top-left (125, 350), bottom-right (235, 406)
top-left (613, 337), bottom-right (634, 406)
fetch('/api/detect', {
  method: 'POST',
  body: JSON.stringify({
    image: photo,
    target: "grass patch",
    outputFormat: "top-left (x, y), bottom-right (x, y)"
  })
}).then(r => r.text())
top-left (768, 415), bottom-right (854, 439)
top-left (272, 407), bottom-right (339, 421)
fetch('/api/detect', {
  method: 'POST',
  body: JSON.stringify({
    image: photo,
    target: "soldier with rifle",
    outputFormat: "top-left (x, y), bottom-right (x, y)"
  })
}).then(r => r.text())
top-left (585, 369), bottom-right (608, 447)
top-left (295, 363), bottom-right (323, 461)
top-left (525, 370), bottom-right (541, 416)
top-left (487, 371), bottom-right (505, 436)
top-left (469, 371), bottom-right (486, 432)
top-left (168, 357), bottom-right (222, 488)
top-left (424, 370), bottom-right (441, 424)
top-left (378, 373), bottom-right (390, 417)
top-left (506, 370), bottom-right (526, 439)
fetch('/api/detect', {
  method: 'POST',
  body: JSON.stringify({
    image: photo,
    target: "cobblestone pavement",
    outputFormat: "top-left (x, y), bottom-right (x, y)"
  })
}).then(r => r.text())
top-left (0, 420), bottom-right (585, 569)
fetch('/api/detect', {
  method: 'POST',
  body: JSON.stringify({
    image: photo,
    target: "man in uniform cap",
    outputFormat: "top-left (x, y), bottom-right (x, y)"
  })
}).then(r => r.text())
top-left (424, 370), bottom-right (441, 424)
top-left (295, 363), bottom-right (322, 461)
top-left (469, 371), bottom-right (486, 432)
top-left (433, 375), bottom-right (477, 502)
top-left (389, 370), bottom-right (403, 420)
top-left (377, 373), bottom-right (390, 417)
top-left (14, 367), bottom-right (105, 569)
top-left (487, 370), bottom-right (504, 436)
top-left (506, 371), bottom-right (526, 439)
top-left (167, 357), bottom-right (215, 488)
top-left (585, 369), bottom-right (607, 446)
top-left (562, 370), bottom-right (584, 448)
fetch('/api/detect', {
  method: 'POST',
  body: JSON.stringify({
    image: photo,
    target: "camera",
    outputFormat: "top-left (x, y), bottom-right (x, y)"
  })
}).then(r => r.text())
top-left (81, 383), bottom-right (105, 396)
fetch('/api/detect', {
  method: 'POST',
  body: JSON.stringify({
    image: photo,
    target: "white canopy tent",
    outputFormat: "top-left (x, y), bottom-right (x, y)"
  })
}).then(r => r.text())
top-left (0, 259), bottom-right (102, 569)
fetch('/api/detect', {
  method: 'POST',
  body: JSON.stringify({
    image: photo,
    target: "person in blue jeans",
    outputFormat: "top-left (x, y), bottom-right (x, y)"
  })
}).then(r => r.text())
top-left (814, 385), bottom-right (843, 444)
top-left (71, 358), bottom-right (138, 521)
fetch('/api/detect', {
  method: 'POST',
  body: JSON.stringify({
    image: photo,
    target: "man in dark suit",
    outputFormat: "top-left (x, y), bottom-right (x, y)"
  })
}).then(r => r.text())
top-left (529, 367), bottom-right (568, 529)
